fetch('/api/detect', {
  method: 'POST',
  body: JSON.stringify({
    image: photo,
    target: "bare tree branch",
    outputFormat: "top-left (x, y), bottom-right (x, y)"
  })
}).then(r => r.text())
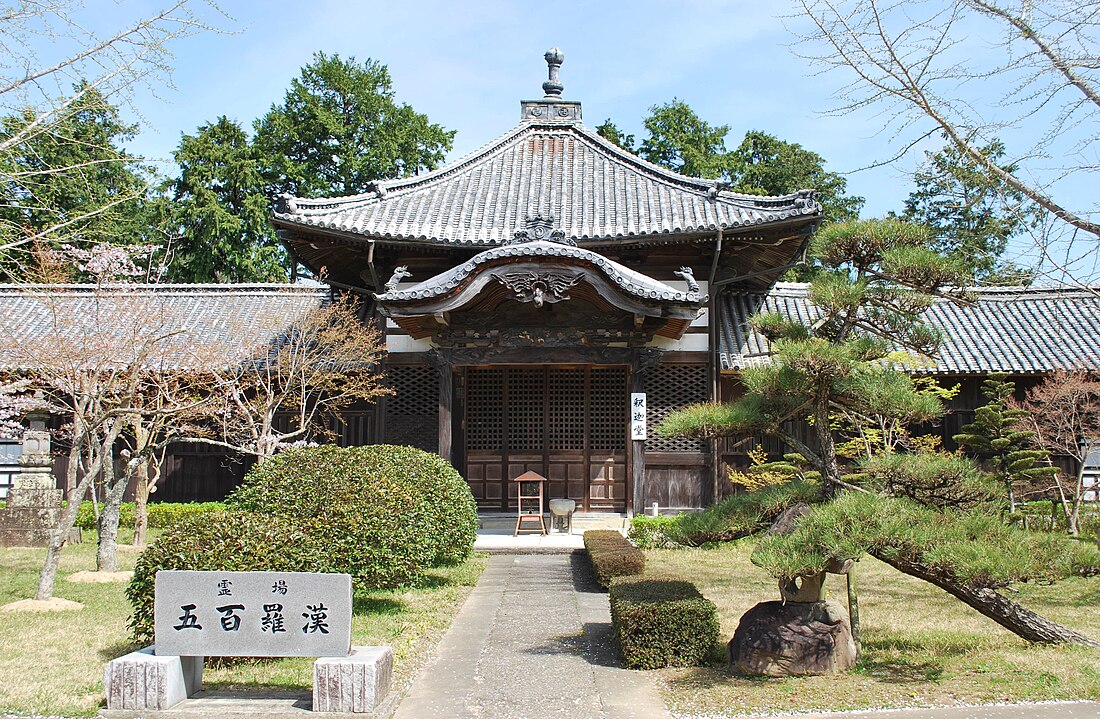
top-left (794, 0), bottom-right (1100, 276)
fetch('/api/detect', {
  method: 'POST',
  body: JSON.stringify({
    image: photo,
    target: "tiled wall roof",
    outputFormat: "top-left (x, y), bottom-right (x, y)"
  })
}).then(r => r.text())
top-left (720, 283), bottom-right (1100, 374)
top-left (0, 284), bottom-right (331, 370)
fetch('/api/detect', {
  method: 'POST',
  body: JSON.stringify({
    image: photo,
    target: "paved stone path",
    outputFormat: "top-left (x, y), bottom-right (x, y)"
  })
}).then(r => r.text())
top-left (392, 553), bottom-right (669, 719)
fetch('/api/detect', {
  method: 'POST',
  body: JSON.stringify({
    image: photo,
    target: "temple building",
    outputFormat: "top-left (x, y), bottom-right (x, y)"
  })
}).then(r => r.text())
top-left (271, 48), bottom-right (820, 514)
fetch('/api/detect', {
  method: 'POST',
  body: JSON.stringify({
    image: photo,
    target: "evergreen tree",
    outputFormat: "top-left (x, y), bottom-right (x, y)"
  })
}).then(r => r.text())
top-left (599, 102), bottom-right (862, 224)
top-left (594, 118), bottom-right (635, 153)
top-left (163, 117), bottom-right (285, 283)
top-left (659, 221), bottom-right (1100, 647)
top-left (0, 86), bottom-right (155, 280)
top-left (903, 139), bottom-right (1038, 285)
top-left (660, 218), bottom-right (964, 498)
top-left (953, 376), bottom-right (1058, 512)
top-left (729, 131), bottom-right (863, 222)
top-left (252, 52), bottom-right (455, 199)
top-left (636, 100), bottom-right (732, 179)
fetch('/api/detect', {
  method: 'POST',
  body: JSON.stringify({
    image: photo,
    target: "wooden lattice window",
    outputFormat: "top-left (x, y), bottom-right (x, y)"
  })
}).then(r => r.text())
top-left (589, 367), bottom-right (627, 451)
top-left (646, 364), bottom-right (709, 452)
top-left (506, 368), bottom-right (545, 452)
top-left (548, 368), bottom-right (585, 450)
top-left (466, 369), bottom-right (504, 451)
top-left (383, 364), bottom-right (439, 452)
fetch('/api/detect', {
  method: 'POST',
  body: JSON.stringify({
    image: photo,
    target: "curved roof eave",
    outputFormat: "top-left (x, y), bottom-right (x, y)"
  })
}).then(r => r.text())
top-left (375, 240), bottom-right (707, 308)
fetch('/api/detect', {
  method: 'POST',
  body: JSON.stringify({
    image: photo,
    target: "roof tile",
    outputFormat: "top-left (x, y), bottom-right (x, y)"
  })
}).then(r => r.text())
top-left (273, 122), bottom-right (820, 246)
top-left (719, 283), bottom-right (1100, 374)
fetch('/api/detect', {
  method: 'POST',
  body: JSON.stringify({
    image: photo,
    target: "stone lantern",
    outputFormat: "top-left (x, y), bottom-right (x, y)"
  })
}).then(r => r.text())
top-left (0, 407), bottom-right (76, 547)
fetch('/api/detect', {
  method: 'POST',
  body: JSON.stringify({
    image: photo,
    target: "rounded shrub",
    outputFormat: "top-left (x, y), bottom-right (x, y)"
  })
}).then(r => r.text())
top-left (228, 444), bottom-right (478, 590)
top-left (126, 510), bottom-right (324, 644)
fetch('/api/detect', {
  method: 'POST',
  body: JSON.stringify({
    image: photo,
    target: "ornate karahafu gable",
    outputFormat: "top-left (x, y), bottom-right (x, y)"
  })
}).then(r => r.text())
top-left (375, 235), bottom-right (706, 342)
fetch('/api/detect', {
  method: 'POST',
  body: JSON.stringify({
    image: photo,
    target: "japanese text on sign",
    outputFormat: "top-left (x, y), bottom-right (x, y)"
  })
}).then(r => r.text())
top-left (631, 392), bottom-right (647, 440)
top-left (154, 570), bottom-right (351, 657)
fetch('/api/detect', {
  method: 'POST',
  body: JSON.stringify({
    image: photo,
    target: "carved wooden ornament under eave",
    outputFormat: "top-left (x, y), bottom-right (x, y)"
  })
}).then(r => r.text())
top-left (491, 270), bottom-right (583, 308)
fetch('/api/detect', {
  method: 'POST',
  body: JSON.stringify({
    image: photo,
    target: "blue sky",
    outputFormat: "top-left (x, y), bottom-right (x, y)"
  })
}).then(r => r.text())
top-left (102, 0), bottom-right (914, 215)
top-left (25, 1), bottom-right (1097, 277)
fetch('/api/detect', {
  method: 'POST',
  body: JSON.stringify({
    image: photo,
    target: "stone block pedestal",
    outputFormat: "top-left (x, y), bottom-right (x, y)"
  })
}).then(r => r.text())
top-left (0, 487), bottom-right (79, 547)
top-left (0, 420), bottom-right (79, 548)
top-left (313, 646), bottom-right (394, 713)
top-left (103, 646), bottom-right (203, 711)
top-left (728, 599), bottom-right (856, 676)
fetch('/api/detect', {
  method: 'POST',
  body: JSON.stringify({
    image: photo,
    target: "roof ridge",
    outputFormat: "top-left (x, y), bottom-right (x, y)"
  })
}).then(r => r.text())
top-left (573, 124), bottom-right (819, 208)
top-left (728, 282), bottom-right (1100, 300)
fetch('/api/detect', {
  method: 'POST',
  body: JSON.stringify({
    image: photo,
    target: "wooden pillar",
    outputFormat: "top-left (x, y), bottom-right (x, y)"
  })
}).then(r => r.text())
top-left (630, 349), bottom-right (661, 517)
top-left (429, 350), bottom-right (453, 464)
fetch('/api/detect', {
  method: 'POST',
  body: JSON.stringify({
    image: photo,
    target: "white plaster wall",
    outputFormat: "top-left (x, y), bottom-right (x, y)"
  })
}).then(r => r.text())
top-left (386, 334), bottom-right (433, 352)
top-left (648, 279), bottom-right (710, 351)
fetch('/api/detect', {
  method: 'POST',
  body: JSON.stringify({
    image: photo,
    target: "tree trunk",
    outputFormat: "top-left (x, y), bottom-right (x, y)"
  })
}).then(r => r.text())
top-left (814, 393), bottom-right (840, 499)
top-left (871, 549), bottom-right (1100, 647)
top-left (133, 459), bottom-right (149, 548)
top-left (35, 439), bottom-right (94, 600)
top-left (1069, 462), bottom-right (1086, 537)
top-left (96, 450), bottom-right (129, 573)
top-left (847, 564), bottom-right (861, 661)
top-left (132, 421), bottom-right (150, 548)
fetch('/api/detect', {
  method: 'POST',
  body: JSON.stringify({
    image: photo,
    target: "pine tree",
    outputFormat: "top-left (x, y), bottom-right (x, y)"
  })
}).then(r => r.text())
top-left (660, 218), bottom-right (964, 498)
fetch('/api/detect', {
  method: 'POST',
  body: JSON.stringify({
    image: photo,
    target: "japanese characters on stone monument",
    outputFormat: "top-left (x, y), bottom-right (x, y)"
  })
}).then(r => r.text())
top-left (154, 571), bottom-right (352, 657)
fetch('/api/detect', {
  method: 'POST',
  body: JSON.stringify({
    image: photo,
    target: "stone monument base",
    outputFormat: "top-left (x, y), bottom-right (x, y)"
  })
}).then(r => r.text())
top-left (728, 599), bottom-right (856, 676)
top-left (104, 646), bottom-right (203, 711)
top-left (103, 645), bottom-right (392, 713)
top-left (314, 646), bottom-right (394, 712)
top-left (0, 487), bottom-right (80, 547)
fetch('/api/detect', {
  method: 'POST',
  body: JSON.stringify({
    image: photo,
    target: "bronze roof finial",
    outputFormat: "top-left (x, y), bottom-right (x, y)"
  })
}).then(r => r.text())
top-left (542, 47), bottom-right (564, 98)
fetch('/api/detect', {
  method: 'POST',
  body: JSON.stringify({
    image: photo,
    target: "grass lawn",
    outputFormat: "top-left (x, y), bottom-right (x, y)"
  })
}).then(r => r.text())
top-left (646, 541), bottom-right (1100, 717)
top-left (0, 528), bottom-right (486, 717)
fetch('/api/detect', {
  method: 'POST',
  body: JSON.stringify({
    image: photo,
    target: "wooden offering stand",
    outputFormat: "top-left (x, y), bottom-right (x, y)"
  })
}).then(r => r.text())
top-left (513, 470), bottom-right (547, 536)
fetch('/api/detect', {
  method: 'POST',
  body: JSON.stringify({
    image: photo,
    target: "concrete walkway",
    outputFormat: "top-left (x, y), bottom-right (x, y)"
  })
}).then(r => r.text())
top-left (392, 553), bottom-right (669, 719)
top-left (473, 528), bottom-right (584, 553)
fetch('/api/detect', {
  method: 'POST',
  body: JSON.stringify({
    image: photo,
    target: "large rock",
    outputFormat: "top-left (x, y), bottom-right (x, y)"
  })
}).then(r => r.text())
top-left (728, 600), bottom-right (856, 676)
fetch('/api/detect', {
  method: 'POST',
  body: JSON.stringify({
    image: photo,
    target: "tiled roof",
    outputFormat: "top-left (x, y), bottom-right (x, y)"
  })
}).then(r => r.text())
top-left (0, 284), bottom-right (331, 370)
top-left (272, 121), bottom-right (821, 246)
top-left (375, 239), bottom-right (705, 305)
top-left (720, 283), bottom-right (1100, 374)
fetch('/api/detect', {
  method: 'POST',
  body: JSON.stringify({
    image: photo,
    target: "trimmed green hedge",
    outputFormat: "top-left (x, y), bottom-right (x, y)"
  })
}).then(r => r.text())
top-left (583, 530), bottom-right (645, 588)
top-left (126, 510), bottom-right (325, 643)
top-left (75, 501), bottom-right (225, 531)
top-left (229, 445), bottom-right (478, 590)
top-left (609, 575), bottom-right (720, 669)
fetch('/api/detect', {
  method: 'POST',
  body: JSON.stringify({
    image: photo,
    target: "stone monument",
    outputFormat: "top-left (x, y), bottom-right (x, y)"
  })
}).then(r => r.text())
top-left (104, 570), bottom-right (393, 714)
top-left (0, 408), bottom-right (76, 547)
